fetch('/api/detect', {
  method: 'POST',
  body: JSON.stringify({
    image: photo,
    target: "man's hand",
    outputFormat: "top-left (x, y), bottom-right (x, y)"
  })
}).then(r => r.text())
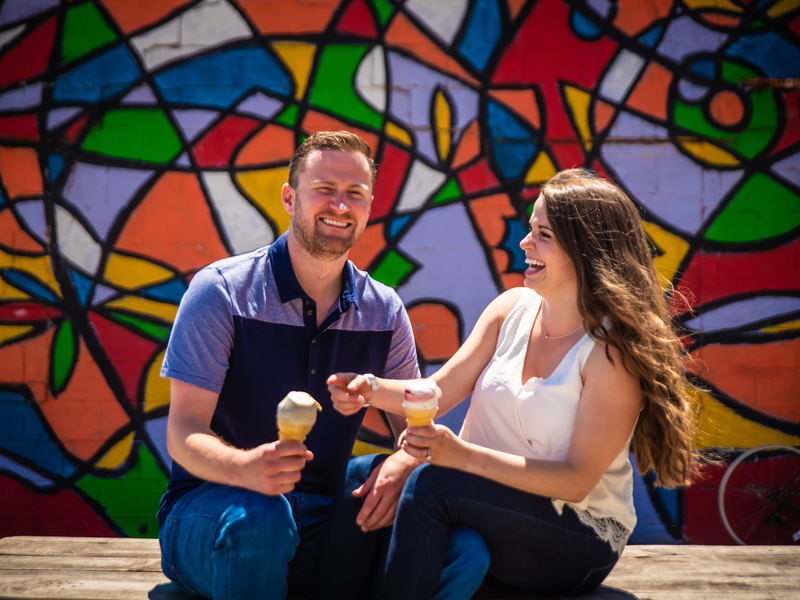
top-left (236, 441), bottom-right (314, 496)
top-left (328, 372), bottom-right (372, 416)
top-left (353, 450), bottom-right (422, 531)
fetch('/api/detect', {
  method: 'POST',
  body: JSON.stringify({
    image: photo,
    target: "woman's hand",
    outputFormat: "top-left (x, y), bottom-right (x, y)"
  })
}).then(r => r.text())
top-left (327, 373), bottom-right (372, 416)
top-left (401, 424), bottom-right (468, 470)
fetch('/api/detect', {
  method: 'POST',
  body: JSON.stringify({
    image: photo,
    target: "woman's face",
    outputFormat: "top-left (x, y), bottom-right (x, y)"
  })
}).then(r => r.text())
top-left (519, 199), bottom-right (577, 298)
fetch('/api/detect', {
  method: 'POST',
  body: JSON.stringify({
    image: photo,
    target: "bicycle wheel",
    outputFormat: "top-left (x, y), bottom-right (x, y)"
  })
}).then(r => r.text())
top-left (718, 444), bottom-right (800, 545)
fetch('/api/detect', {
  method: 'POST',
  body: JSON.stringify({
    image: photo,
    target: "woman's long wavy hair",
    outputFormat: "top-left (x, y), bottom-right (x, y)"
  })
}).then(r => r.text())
top-left (539, 169), bottom-right (696, 488)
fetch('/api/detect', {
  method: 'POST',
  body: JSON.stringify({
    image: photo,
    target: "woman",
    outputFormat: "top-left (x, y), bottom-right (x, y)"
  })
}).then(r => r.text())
top-left (327, 168), bottom-right (696, 598)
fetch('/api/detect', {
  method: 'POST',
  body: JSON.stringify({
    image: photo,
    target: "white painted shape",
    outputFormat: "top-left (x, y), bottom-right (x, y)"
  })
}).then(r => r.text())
top-left (121, 84), bottom-right (158, 105)
top-left (772, 153), bottom-right (800, 187)
top-left (0, 454), bottom-right (53, 487)
top-left (684, 296), bottom-right (800, 332)
top-left (405, 0), bottom-right (469, 45)
top-left (202, 172), bottom-right (275, 254)
top-left (55, 205), bottom-right (102, 275)
top-left (144, 416), bottom-right (172, 472)
top-left (131, 0), bottom-right (252, 71)
top-left (172, 109), bottom-right (219, 142)
top-left (599, 49), bottom-right (646, 103)
top-left (47, 107), bottom-right (82, 130)
top-left (355, 45), bottom-right (387, 112)
top-left (0, 23), bottom-right (25, 52)
top-left (396, 160), bottom-right (447, 213)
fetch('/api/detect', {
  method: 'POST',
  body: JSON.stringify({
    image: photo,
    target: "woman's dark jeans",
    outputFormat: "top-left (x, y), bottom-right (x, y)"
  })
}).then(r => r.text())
top-left (379, 464), bottom-right (621, 600)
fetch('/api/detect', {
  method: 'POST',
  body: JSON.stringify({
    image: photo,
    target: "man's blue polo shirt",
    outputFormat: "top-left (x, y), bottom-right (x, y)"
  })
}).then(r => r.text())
top-left (158, 233), bottom-right (418, 522)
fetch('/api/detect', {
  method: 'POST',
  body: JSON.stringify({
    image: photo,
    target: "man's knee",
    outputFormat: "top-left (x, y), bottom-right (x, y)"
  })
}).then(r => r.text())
top-left (215, 489), bottom-right (297, 556)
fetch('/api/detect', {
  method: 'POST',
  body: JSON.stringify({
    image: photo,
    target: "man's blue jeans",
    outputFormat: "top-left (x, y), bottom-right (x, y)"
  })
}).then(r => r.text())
top-left (159, 482), bottom-right (331, 599)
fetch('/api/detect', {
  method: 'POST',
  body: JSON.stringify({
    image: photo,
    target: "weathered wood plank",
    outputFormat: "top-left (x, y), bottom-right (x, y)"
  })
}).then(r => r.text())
top-left (0, 555), bottom-right (162, 573)
top-left (0, 569), bottom-right (170, 600)
top-left (0, 537), bottom-right (160, 559)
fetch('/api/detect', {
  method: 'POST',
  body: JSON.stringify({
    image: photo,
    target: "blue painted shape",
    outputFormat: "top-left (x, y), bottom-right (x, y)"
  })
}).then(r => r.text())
top-left (726, 32), bottom-right (800, 78)
top-left (69, 270), bottom-right (93, 307)
top-left (0, 189), bottom-right (4, 208)
top-left (639, 23), bottom-right (665, 48)
top-left (570, 8), bottom-right (602, 40)
top-left (388, 214), bottom-right (413, 239)
top-left (487, 100), bottom-right (536, 180)
top-left (142, 279), bottom-right (187, 303)
top-left (689, 58), bottom-right (715, 79)
top-left (500, 218), bottom-right (528, 273)
top-left (1, 270), bottom-right (58, 303)
top-left (458, 0), bottom-right (502, 71)
top-left (655, 485), bottom-right (679, 525)
top-left (628, 454), bottom-right (680, 543)
top-left (154, 47), bottom-right (292, 109)
top-left (53, 44), bottom-right (141, 103)
top-left (47, 154), bottom-right (64, 183)
top-left (0, 392), bottom-right (76, 478)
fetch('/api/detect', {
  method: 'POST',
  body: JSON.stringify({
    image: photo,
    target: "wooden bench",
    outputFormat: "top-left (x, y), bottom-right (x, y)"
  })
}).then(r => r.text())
top-left (0, 536), bottom-right (798, 599)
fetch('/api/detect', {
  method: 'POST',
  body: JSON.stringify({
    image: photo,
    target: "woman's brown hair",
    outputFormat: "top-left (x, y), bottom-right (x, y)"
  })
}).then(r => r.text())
top-left (539, 168), bottom-right (696, 488)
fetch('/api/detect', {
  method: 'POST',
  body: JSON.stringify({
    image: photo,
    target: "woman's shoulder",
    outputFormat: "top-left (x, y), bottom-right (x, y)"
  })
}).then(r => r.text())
top-left (486, 287), bottom-right (536, 321)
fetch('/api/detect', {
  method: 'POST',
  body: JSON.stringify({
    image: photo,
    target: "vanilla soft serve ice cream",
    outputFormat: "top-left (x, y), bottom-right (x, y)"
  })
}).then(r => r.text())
top-left (403, 380), bottom-right (438, 427)
top-left (276, 391), bottom-right (322, 442)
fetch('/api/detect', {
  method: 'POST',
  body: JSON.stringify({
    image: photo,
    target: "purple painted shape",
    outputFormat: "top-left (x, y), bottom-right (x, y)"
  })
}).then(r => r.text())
top-left (47, 107), bottom-right (82, 130)
top-left (0, 0), bottom-right (59, 26)
top-left (176, 152), bottom-right (192, 168)
top-left (658, 15), bottom-right (726, 63)
top-left (62, 163), bottom-right (154, 240)
top-left (91, 284), bottom-right (118, 306)
top-left (236, 91), bottom-right (283, 120)
top-left (0, 83), bottom-right (42, 110)
top-left (12, 199), bottom-right (47, 243)
top-left (172, 109), bottom-right (220, 142)
top-left (121, 84), bottom-right (158, 105)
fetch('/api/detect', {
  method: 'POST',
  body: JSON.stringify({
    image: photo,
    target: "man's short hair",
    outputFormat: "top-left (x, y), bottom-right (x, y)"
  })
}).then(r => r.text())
top-left (288, 130), bottom-right (377, 190)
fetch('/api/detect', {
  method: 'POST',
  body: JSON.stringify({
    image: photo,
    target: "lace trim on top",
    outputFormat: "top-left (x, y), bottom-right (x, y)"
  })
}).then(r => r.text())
top-left (569, 505), bottom-right (631, 555)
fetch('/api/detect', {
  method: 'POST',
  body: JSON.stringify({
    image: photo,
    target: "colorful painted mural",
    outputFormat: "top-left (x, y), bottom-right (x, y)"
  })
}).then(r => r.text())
top-left (0, 0), bottom-right (798, 544)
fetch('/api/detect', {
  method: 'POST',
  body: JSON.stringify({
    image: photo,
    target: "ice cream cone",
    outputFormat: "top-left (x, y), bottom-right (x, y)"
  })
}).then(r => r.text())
top-left (403, 380), bottom-right (438, 427)
top-left (276, 391), bottom-right (322, 443)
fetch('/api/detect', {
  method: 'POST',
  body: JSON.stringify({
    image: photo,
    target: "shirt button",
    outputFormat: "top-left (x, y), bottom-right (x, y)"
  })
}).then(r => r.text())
top-left (307, 309), bottom-right (313, 315)
top-left (311, 369), bottom-right (316, 375)
top-left (311, 339), bottom-right (317, 344)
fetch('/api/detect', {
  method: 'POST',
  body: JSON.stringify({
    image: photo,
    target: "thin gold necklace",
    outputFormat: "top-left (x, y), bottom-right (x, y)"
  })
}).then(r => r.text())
top-left (539, 304), bottom-right (584, 340)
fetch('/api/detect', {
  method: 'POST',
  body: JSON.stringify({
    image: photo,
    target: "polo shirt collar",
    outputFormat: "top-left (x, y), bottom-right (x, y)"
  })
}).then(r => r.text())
top-left (269, 232), bottom-right (360, 311)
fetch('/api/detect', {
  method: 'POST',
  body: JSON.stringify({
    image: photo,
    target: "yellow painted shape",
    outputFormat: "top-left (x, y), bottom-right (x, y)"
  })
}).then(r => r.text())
top-left (236, 167), bottom-right (292, 235)
top-left (642, 222), bottom-right (690, 287)
top-left (144, 350), bottom-right (171, 412)
top-left (352, 439), bottom-right (392, 457)
top-left (434, 90), bottom-right (452, 162)
top-left (762, 318), bottom-right (800, 333)
top-left (683, 0), bottom-right (743, 11)
top-left (0, 279), bottom-right (31, 300)
top-left (676, 139), bottom-right (740, 167)
top-left (524, 151), bottom-right (557, 185)
top-left (385, 121), bottom-right (412, 147)
top-left (271, 41), bottom-right (316, 100)
top-left (563, 85), bottom-right (593, 151)
top-left (690, 389), bottom-right (800, 451)
top-left (768, 0), bottom-right (800, 17)
top-left (0, 324), bottom-right (34, 345)
top-left (95, 432), bottom-right (135, 469)
top-left (105, 296), bottom-right (179, 323)
top-left (104, 253), bottom-right (174, 291)
top-left (0, 250), bottom-right (62, 299)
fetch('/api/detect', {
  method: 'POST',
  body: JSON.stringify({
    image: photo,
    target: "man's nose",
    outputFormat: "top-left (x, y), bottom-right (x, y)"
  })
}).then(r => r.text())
top-left (330, 196), bottom-right (349, 212)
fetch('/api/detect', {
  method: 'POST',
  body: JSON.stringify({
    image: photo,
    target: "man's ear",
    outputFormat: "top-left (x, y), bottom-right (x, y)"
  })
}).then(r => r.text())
top-left (281, 183), bottom-right (295, 215)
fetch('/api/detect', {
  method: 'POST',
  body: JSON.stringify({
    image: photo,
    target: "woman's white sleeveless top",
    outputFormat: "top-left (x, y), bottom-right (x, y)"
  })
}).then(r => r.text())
top-left (460, 289), bottom-right (636, 553)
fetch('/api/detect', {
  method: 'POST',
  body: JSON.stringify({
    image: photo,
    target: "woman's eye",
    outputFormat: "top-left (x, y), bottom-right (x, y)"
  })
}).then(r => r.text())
top-left (538, 231), bottom-right (551, 239)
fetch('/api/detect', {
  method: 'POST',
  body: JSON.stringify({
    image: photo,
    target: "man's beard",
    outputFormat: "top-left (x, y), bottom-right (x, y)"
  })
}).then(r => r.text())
top-left (292, 211), bottom-right (362, 261)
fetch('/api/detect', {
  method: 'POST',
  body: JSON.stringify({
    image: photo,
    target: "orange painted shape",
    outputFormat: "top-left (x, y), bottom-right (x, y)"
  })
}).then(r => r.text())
top-left (691, 339), bottom-right (800, 424)
top-left (593, 98), bottom-right (616, 133)
top-left (698, 12), bottom-right (739, 28)
top-left (451, 120), bottom-right (481, 169)
top-left (301, 110), bottom-right (379, 156)
top-left (0, 146), bottom-right (43, 198)
top-left (0, 208), bottom-right (45, 253)
top-left (506, 0), bottom-right (527, 20)
top-left (348, 223), bottom-right (385, 271)
top-left (625, 61), bottom-right (672, 121)
top-left (487, 89), bottom-right (540, 130)
top-left (385, 12), bottom-right (480, 87)
top-left (238, 0), bottom-right (339, 35)
top-left (709, 90), bottom-right (745, 127)
top-left (235, 124), bottom-right (296, 168)
top-left (99, 0), bottom-right (190, 34)
top-left (0, 322), bottom-right (53, 383)
top-left (114, 172), bottom-right (229, 274)
top-left (501, 272), bottom-right (525, 291)
top-left (613, 0), bottom-right (673, 36)
top-left (470, 193), bottom-right (519, 276)
top-left (407, 303), bottom-right (460, 362)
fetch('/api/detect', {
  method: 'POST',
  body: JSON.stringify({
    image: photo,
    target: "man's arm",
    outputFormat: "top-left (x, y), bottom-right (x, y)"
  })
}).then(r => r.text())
top-left (167, 379), bottom-right (311, 496)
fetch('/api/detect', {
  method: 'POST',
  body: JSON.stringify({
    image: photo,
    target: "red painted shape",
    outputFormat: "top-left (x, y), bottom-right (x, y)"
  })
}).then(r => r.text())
top-left (519, 186), bottom-right (540, 202)
top-left (769, 89), bottom-right (800, 157)
top-left (0, 16), bottom-right (57, 88)
top-left (456, 158), bottom-right (501, 195)
top-left (336, 0), bottom-right (377, 37)
top-left (192, 114), bottom-right (261, 168)
top-left (0, 114), bottom-right (38, 141)
top-left (675, 236), bottom-right (800, 310)
top-left (790, 15), bottom-right (800, 38)
top-left (682, 462), bottom-right (735, 544)
top-left (0, 303), bottom-right (62, 322)
top-left (88, 312), bottom-right (158, 405)
top-left (0, 476), bottom-right (118, 537)
top-left (371, 142), bottom-right (410, 221)
top-left (61, 114), bottom-right (89, 144)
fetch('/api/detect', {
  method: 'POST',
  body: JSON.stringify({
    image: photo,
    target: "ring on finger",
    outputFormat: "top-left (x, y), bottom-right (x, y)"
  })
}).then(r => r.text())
top-left (425, 448), bottom-right (431, 461)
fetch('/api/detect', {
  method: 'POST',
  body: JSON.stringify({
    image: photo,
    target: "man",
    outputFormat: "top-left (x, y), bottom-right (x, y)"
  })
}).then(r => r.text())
top-left (157, 131), bottom-right (425, 599)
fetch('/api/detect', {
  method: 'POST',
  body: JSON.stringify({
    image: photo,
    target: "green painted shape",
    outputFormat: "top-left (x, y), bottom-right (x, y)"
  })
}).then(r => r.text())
top-left (673, 62), bottom-right (777, 159)
top-left (705, 172), bottom-right (800, 243)
top-left (370, 250), bottom-right (414, 287)
top-left (77, 444), bottom-right (168, 538)
top-left (51, 320), bottom-right (75, 392)
top-left (63, 2), bottom-right (118, 63)
top-left (276, 104), bottom-right (299, 127)
top-left (370, 0), bottom-right (394, 26)
top-left (310, 45), bottom-right (383, 129)
top-left (108, 312), bottom-right (170, 340)
top-left (83, 110), bottom-right (182, 163)
top-left (431, 179), bottom-right (462, 205)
